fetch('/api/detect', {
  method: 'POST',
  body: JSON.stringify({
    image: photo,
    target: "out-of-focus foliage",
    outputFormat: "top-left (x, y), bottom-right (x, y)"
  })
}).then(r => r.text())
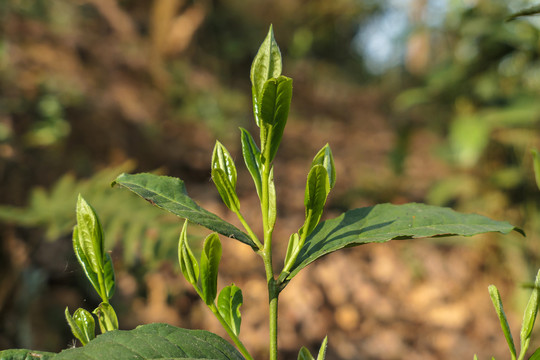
top-left (0, 162), bottom-right (183, 267)
top-left (392, 0), bottom-right (540, 206)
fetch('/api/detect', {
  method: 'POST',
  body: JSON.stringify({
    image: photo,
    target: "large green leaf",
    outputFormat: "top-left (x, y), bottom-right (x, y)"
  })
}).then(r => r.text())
top-left (284, 203), bottom-right (522, 282)
top-left (112, 173), bottom-right (255, 248)
top-left (0, 323), bottom-right (246, 360)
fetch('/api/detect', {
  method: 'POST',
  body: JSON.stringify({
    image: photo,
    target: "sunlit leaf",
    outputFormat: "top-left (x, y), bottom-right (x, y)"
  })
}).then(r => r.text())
top-left (251, 25), bottom-right (282, 126)
top-left (200, 233), bottom-right (222, 305)
top-left (301, 165), bottom-right (330, 237)
top-left (259, 76), bottom-right (293, 163)
top-left (112, 173), bottom-right (255, 248)
top-left (76, 195), bottom-right (105, 274)
top-left (217, 284), bottom-right (243, 336)
top-left (311, 144), bottom-right (336, 189)
top-left (93, 302), bottom-right (118, 333)
top-left (284, 203), bottom-right (522, 282)
top-left (178, 220), bottom-right (199, 287)
top-left (240, 127), bottom-right (263, 198)
top-left (488, 285), bottom-right (516, 359)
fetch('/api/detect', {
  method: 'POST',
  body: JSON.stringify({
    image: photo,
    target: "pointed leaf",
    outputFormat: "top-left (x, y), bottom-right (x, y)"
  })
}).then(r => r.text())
top-left (212, 141), bottom-right (237, 187)
top-left (73, 308), bottom-right (96, 345)
top-left (259, 76), bottom-right (293, 163)
top-left (212, 168), bottom-right (241, 212)
top-left (65, 307), bottom-right (90, 346)
top-left (217, 284), bottom-right (243, 336)
top-left (316, 336), bottom-right (328, 360)
top-left (297, 347), bottom-right (314, 360)
top-left (520, 269), bottom-right (540, 345)
top-left (251, 25), bottom-right (282, 126)
top-left (240, 128), bottom-right (263, 198)
top-left (311, 144), bottom-right (336, 189)
top-left (93, 302), bottom-right (118, 333)
top-left (103, 253), bottom-right (115, 299)
top-left (178, 220), bottom-right (199, 287)
top-left (112, 173), bottom-right (255, 248)
top-left (301, 165), bottom-right (330, 237)
top-left (72, 226), bottom-right (100, 296)
top-left (200, 233), bottom-right (222, 305)
top-left (488, 285), bottom-right (517, 359)
top-left (284, 233), bottom-right (300, 268)
top-left (76, 195), bottom-right (105, 273)
top-left (285, 203), bottom-right (522, 281)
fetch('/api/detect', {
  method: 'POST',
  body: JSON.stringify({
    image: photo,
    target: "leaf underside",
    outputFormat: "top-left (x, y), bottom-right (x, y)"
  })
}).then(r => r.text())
top-left (112, 173), bottom-right (255, 248)
top-left (286, 202), bottom-right (522, 281)
top-left (0, 324), bottom-right (246, 360)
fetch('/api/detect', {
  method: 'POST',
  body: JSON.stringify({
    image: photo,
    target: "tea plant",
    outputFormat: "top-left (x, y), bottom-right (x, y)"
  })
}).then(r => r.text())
top-left (475, 150), bottom-right (540, 360)
top-left (0, 26), bottom-right (522, 360)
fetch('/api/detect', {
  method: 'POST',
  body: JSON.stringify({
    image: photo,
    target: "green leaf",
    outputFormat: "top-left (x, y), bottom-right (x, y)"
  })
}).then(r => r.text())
top-left (178, 220), bottom-right (199, 287)
top-left (74, 308), bottom-right (96, 345)
top-left (532, 149), bottom-right (540, 191)
top-left (251, 25), bottom-right (282, 126)
top-left (259, 76), bottom-right (293, 163)
top-left (0, 323), bottom-right (246, 359)
top-left (297, 347), bottom-right (314, 360)
top-left (520, 269), bottom-right (540, 347)
top-left (103, 253), bottom-right (115, 300)
top-left (212, 141), bottom-right (237, 186)
top-left (284, 233), bottom-right (300, 269)
top-left (72, 226), bottom-right (100, 297)
top-left (65, 307), bottom-right (95, 346)
top-left (112, 173), bottom-right (255, 248)
top-left (240, 128), bottom-right (263, 198)
top-left (285, 203), bottom-right (522, 282)
top-left (488, 285), bottom-right (516, 359)
top-left (529, 347), bottom-right (540, 360)
top-left (316, 336), bottom-right (328, 360)
top-left (200, 233), bottom-right (222, 305)
top-left (0, 349), bottom-right (55, 359)
top-left (506, 4), bottom-right (540, 21)
top-left (217, 284), bottom-right (243, 336)
top-left (211, 142), bottom-right (240, 211)
top-left (212, 168), bottom-right (241, 212)
top-left (311, 144), bottom-right (336, 189)
top-left (93, 302), bottom-right (118, 333)
top-left (76, 195), bottom-right (105, 274)
top-left (301, 165), bottom-right (330, 237)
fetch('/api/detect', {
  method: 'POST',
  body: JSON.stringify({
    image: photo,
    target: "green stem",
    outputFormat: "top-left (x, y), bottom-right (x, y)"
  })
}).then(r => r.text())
top-left (96, 269), bottom-right (109, 305)
top-left (235, 210), bottom-right (263, 250)
top-left (260, 158), bottom-right (278, 360)
top-left (209, 303), bottom-right (255, 360)
top-left (279, 209), bottom-right (313, 281)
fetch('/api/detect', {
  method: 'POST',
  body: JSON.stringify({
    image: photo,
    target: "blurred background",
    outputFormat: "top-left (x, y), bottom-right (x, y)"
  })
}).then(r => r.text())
top-left (1, 0), bottom-right (540, 359)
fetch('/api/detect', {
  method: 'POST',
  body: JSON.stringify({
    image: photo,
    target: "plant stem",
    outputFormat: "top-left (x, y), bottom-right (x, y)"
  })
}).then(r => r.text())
top-left (209, 303), bottom-right (255, 360)
top-left (235, 210), bottom-right (263, 250)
